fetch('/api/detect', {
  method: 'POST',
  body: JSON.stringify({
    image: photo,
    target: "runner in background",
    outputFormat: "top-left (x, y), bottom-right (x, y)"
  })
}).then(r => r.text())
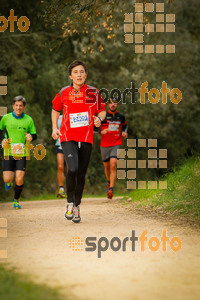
top-left (55, 114), bottom-right (66, 198)
top-left (100, 98), bottom-right (128, 199)
top-left (51, 60), bottom-right (106, 223)
top-left (0, 96), bottom-right (37, 209)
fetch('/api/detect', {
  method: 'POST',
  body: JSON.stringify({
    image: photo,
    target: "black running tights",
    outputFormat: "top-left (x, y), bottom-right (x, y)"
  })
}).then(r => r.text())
top-left (61, 141), bottom-right (92, 206)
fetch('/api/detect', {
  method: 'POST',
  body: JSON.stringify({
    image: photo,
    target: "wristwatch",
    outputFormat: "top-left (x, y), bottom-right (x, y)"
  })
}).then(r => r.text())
top-left (98, 117), bottom-right (103, 122)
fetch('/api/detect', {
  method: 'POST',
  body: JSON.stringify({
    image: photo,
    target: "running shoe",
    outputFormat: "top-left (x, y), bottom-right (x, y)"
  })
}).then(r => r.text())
top-left (65, 202), bottom-right (74, 220)
top-left (107, 188), bottom-right (113, 199)
top-left (12, 200), bottom-right (21, 209)
top-left (5, 182), bottom-right (12, 191)
top-left (72, 205), bottom-right (81, 223)
top-left (57, 188), bottom-right (66, 198)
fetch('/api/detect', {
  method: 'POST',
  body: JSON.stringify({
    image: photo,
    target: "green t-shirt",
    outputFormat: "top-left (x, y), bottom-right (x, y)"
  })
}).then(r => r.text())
top-left (0, 112), bottom-right (36, 157)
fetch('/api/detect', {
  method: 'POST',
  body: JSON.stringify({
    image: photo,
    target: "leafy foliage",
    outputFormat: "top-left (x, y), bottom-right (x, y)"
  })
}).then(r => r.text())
top-left (0, 0), bottom-right (199, 199)
top-left (129, 156), bottom-right (200, 224)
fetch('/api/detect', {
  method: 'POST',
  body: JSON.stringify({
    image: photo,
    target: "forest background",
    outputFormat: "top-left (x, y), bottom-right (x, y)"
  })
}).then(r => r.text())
top-left (0, 0), bottom-right (199, 199)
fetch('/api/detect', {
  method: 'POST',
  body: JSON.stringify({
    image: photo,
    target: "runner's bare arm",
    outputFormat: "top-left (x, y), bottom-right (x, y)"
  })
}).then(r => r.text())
top-left (122, 115), bottom-right (128, 139)
top-left (101, 129), bottom-right (109, 135)
top-left (98, 111), bottom-right (106, 121)
top-left (94, 111), bottom-right (106, 128)
top-left (0, 130), bottom-right (8, 147)
top-left (51, 109), bottom-right (62, 140)
top-left (1, 138), bottom-right (9, 148)
top-left (25, 133), bottom-right (32, 142)
top-left (122, 132), bottom-right (128, 139)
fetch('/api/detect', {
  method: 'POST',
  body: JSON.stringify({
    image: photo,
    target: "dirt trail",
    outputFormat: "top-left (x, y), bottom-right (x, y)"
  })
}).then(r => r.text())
top-left (0, 198), bottom-right (200, 300)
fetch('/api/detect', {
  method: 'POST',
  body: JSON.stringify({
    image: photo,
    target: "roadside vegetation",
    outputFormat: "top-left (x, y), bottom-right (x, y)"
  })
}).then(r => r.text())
top-left (0, 264), bottom-right (65, 300)
top-left (129, 157), bottom-right (200, 225)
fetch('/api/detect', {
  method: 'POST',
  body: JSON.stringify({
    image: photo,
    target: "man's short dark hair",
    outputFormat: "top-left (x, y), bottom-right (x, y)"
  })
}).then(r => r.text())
top-left (13, 95), bottom-right (26, 106)
top-left (68, 60), bottom-right (87, 75)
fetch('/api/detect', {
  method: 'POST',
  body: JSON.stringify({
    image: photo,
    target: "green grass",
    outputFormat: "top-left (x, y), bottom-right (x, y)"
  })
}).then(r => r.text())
top-left (0, 189), bottom-right (128, 203)
top-left (0, 264), bottom-right (65, 300)
top-left (0, 193), bottom-right (58, 203)
top-left (0, 193), bottom-right (108, 203)
top-left (22, 193), bottom-right (106, 201)
top-left (129, 156), bottom-right (200, 224)
top-left (21, 192), bottom-right (126, 201)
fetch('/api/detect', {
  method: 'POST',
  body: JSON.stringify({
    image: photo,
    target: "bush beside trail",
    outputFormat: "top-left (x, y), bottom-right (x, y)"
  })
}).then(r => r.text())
top-left (129, 156), bottom-right (200, 225)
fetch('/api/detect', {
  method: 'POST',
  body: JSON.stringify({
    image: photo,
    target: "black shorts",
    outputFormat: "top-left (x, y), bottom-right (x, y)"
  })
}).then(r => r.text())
top-left (55, 145), bottom-right (64, 154)
top-left (3, 156), bottom-right (26, 172)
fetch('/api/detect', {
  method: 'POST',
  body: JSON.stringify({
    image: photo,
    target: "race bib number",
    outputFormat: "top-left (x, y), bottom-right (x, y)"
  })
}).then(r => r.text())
top-left (109, 124), bottom-right (119, 131)
top-left (11, 143), bottom-right (24, 155)
top-left (70, 112), bottom-right (89, 128)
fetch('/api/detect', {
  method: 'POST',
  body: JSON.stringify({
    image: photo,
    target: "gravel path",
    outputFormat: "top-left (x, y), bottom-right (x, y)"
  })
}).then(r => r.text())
top-left (0, 198), bottom-right (200, 300)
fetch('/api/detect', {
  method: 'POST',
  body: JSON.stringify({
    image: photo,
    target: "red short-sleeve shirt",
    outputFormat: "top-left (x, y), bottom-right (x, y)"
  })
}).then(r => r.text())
top-left (52, 83), bottom-right (105, 144)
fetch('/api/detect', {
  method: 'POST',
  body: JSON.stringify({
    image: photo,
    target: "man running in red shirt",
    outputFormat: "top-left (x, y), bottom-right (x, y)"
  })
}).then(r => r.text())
top-left (100, 98), bottom-right (128, 199)
top-left (51, 60), bottom-right (106, 223)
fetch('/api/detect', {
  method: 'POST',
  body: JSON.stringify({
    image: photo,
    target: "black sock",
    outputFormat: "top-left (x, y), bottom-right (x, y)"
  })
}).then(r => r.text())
top-left (109, 187), bottom-right (113, 191)
top-left (14, 184), bottom-right (24, 200)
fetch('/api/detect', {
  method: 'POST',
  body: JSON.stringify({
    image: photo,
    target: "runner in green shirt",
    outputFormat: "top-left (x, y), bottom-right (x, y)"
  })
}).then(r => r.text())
top-left (0, 96), bottom-right (37, 209)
